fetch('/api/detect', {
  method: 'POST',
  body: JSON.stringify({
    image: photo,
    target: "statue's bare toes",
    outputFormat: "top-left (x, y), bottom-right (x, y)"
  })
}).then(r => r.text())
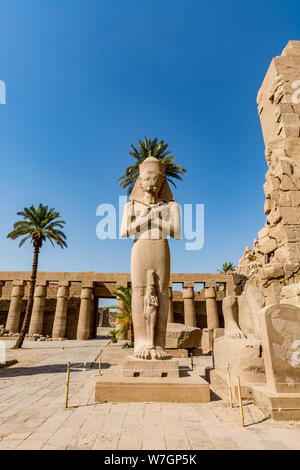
top-left (226, 327), bottom-right (245, 339)
top-left (156, 347), bottom-right (169, 360)
top-left (135, 350), bottom-right (144, 359)
top-left (151, 348), bottom-right (158, 360)
top-left (145, 349), bottom-right (151, 360)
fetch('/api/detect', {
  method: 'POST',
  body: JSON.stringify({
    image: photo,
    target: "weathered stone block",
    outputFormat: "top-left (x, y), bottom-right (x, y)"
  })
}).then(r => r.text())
top-left (165, 323), bottom-right (202, 349)
top-left (257, 237), bottom-right (277, 255)
top-left (290, 191), bottom-right (300, 206)
top-left (262, 264), bottom-right (285, 280)
top-left (258, 303), bottom-right (300, 393)
top-left (280, 283), bottom-right (300, 307)
top-left (280, 174), bottom-right (295, 191)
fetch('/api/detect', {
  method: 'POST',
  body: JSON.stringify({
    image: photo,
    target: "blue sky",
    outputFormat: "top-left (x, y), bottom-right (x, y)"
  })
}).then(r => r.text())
top-left (0, 0), bottom-right (299, 274)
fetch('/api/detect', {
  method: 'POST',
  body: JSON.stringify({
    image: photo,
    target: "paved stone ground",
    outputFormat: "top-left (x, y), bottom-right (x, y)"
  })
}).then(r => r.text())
top-left (0, 333), bottom-right (300, 450)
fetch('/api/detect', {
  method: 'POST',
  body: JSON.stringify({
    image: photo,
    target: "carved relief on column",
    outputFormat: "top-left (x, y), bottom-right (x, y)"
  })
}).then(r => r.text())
top-left (77, 284), bottom-right (94, 340)
top-left (205, 285), bottom-right (220, 329)
top-left (28, 282), bottom-right (48, 336)
top-left (183, 284), bottom-right (196, 327)
top-left (52, 281), bottom-right (69, 339)
top-left (6, 280), bottom-right (25, 333)
top-left (167, 286), bottom-right (174, 323)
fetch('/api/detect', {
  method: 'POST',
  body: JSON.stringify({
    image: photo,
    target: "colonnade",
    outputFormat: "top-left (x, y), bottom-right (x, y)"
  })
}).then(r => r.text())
top-left (2, 274), bottom-right (228, 339)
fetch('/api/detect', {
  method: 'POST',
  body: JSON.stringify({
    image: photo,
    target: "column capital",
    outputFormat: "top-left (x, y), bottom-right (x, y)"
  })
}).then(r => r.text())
top-left (80, 286), bottom-right (93, 300)
top-left (34, 285), bottom-right (47, 297)
top-left (11, 283), bottom-right (25, 297)
top-left (183, 286), bottom-right (194, 299)
top-left (205, 286), bottom-right (216, 299)
top-left (57, 284), bottom-right (69, 298)
top-left (204, 280), bottom-right (216, 289)
top-left (12, 280), bottom-right (26, 287)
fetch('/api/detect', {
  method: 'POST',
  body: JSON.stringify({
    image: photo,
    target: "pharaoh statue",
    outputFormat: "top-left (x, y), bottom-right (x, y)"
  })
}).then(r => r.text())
top-left (120, 156), bottom-right (181, 360)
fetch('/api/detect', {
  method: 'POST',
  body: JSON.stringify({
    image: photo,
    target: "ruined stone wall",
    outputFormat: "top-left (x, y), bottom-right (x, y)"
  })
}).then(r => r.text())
top-left (237, 41), bottom-right (300, 304)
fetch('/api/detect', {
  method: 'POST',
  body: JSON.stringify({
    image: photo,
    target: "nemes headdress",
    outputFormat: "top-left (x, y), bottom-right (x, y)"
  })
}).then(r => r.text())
top-left (130, 156), bottom-right (174, 203)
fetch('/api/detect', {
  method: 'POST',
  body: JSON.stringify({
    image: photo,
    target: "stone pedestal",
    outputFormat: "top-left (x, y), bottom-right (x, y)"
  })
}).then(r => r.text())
top-left (52, 282), bottom-right (69, 339)
top-left (95, 362), bottom-right (211, 403)
top-left (6, 281), bottom-right (25, 333)
top-left (123, 357), bottom-right (179, 378)
top-left (28, 282), bottom-right (47, 336)
top-left (183, 287), bottom-right (196, 327)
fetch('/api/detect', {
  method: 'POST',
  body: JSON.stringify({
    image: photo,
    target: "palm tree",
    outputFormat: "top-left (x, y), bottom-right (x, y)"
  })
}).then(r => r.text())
top-left (218, 262), bottom-right (236, 274)
top-left (110, 286), bottom-right (133, 342)
top-left (118, 137), bottom-right (186, 195)
top-left (7, 204), bottom-right (67, 348)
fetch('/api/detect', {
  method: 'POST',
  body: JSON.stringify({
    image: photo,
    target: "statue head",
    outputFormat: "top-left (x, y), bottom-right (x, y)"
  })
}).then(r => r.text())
top-left (139, 157), bottom-right (165, 195)
top-left (130, 156), bottom-right (174, 203)
top-left (146, 286), bottom-right (156, 297)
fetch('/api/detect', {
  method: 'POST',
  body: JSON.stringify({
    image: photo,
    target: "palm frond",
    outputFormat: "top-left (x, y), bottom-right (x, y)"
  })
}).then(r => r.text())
top-left (7, 204), bottom-right (67, 250)
top-left (118, 137), bottom-right (187, 195)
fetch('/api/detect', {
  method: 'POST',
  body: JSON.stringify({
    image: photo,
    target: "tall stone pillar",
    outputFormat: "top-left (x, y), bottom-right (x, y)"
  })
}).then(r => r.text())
top-left (6, 280), bottom-right (25, 333)
top-left (183, 285), bottom-right (196, 327)
top-left (77, 285), bottom-right (93, 340)
top-left (0, 281), bottom-right (4, 298)
top-left (205, 286), bottom-right (220, 329)
top-left (28, 282), bottom-right (47, 336)
top-left (167, 286), bottom-right (174, 323)
top-left (52, 282), bottom-right (69, 339)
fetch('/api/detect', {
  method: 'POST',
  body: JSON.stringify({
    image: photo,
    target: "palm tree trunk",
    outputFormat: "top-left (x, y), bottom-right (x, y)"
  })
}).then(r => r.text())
top-left (13, 246), bottom-right (40, 349)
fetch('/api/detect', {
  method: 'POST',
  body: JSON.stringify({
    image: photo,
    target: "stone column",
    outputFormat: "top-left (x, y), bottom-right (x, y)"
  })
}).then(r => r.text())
top-left (205, 286), bottom-right (220, 329)
top-left (77, 285), bottom-right (93, 340)
top-left (0, 281), bottom-right (4, 298)
top-left (28, 282), bottom-right (47, 336)
top-left (52, 282), bottom-right (69, 339)
top-left (183, 286), bottom-right (196, 327)
top-left (167, 287), bottom-right (174, 323)
top-left (6, 280), bottom-right (25, 333)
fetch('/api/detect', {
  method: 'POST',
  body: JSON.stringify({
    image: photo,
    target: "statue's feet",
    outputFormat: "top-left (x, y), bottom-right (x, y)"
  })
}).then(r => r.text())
top-left (134, 345), bottom-right (152, 360)
top-left (154, 346), bottom-right (169, 360)
top-left (225, 323), bottom-right (247, 339)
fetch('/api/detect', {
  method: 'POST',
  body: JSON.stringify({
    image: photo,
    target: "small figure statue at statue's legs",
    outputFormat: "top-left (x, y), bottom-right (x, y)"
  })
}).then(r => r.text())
top-left (144, 285), bottom-right (158, 350)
